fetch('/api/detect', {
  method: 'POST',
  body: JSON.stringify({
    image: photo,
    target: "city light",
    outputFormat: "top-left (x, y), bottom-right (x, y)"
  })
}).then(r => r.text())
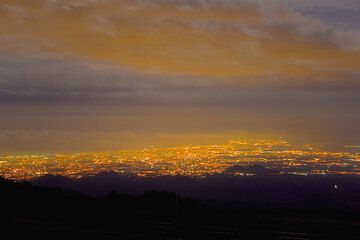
top-left (1, 139), bottom-right (359, 180)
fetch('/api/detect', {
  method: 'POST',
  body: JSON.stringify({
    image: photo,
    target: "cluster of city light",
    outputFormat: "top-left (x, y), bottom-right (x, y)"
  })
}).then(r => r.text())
top-left (0, 139), bottom-right (359, 180)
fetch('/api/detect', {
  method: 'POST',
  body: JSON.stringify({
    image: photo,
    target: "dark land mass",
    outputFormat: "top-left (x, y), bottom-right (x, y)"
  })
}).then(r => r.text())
top-left (33, 171), bottom-right (360, 208)
top-left (1, 174), bottom-right (360, 239)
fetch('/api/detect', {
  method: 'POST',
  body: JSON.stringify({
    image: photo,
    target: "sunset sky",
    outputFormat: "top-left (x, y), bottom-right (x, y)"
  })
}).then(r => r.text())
top-left (0, 0), bottom-right (359, 153)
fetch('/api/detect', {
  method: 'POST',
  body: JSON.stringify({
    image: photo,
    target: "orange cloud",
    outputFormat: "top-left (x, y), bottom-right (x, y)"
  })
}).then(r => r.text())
top-left (0, 0), bottom-right (359, 85)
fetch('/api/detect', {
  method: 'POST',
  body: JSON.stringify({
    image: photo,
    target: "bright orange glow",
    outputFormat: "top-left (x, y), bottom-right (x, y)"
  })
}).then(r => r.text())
top-left (1, 139), bottom-right (359, 180)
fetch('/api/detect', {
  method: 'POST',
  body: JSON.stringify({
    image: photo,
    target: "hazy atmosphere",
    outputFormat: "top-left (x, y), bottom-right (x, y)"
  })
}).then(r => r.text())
top-left (1, 0), bottom-right (360, 153)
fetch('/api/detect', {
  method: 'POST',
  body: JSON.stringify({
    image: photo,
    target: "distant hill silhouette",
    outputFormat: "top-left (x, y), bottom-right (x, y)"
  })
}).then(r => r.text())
top-left (32, 172), bottom-right (360, 208)
top-left (33, 174), bottom-right (74, 187)
top-left (2, 176), bottom-right (360, 239)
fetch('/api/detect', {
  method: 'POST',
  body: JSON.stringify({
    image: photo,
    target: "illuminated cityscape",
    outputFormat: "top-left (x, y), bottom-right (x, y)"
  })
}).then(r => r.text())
top-left (1, 139), bottom-right (359, 180)
top-left (0, 1), bottom-right (360, 238)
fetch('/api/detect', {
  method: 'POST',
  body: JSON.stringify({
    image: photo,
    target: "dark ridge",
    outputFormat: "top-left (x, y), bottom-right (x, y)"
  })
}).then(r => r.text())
top-left (31, 172), bottom-right (360, 209)
top-left (2, 176), bottom-right (360, 239)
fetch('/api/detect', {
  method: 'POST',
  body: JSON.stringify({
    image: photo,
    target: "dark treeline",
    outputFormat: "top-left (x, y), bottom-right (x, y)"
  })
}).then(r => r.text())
top-left (33, 172), bottom-right (360, 210)
top-left (1, 176), bottom-right (360, 239)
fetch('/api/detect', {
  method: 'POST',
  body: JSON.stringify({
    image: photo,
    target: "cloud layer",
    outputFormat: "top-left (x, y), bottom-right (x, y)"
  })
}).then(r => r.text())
top-left (0, 0), bottom-right (359, 100)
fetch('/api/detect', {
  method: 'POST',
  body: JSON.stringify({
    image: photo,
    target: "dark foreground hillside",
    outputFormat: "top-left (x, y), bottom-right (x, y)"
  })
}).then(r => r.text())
top-left (1, 176), bottom-right (360, 239)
